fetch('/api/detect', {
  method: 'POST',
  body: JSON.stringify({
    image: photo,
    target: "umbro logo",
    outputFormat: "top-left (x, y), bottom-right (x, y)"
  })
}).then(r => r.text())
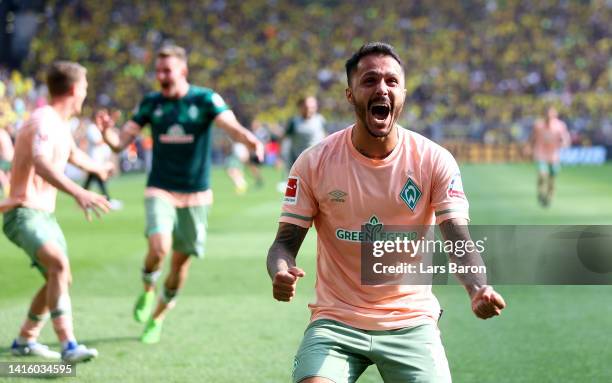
top-left (329, 190), bottom-right (347, 202)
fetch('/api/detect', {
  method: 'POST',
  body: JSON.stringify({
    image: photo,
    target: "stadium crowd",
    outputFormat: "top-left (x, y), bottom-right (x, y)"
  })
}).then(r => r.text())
top-left (6, 0), bottom-right (612, 147)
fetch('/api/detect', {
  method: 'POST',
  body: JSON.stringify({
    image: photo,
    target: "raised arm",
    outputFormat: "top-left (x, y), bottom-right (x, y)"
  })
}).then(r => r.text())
top-left (214, 110), bottom-right (264, 162)
top-left (439, 217), bottom-right (506, 319)
top-left (95, 110), bottom-right (141, 153)
top-left (267, 222), bottom-right (309, 302)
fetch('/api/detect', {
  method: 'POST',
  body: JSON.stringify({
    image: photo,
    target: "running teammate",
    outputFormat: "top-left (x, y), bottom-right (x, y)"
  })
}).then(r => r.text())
top-left (2, 61), bottom-right (111, 362)
top-left (96, 45), bottom-right (264, 344)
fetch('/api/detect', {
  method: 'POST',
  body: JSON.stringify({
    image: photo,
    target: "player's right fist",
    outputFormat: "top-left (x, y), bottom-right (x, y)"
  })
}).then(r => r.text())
top-left (470, 285), bottom-right (506, 319)
top-left (272, 267), bottom-right (305, 302)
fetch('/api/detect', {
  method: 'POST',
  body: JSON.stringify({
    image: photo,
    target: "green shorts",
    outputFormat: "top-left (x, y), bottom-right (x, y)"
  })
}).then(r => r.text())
top-left (2, 207), bottom-right (67, 276)
top-left (0, 158), bottom-right (11, 172)
top-left (293, 319), bottom-right (451, 383)
top-left (145, 197), bottom-right (209, 258)
top-left (537, 161), bottom-right (560, 176)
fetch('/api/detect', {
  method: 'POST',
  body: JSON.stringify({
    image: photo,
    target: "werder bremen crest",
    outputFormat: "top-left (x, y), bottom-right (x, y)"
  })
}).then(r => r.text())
top-left (400, 177), bottom-right (421, 211)
top-left (188, 105), bottom-right (199, 120)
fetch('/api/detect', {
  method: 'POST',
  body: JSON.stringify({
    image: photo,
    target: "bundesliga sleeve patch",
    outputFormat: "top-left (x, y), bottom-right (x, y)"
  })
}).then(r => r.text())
top-left (448, 172), bottom-right (465, 198)
top-left (283, 176), bottom-right (299, 205)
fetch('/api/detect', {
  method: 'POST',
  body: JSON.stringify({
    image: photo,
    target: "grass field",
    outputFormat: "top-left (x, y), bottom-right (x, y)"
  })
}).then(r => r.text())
top-left (1, 163), bottom-right (611, 382)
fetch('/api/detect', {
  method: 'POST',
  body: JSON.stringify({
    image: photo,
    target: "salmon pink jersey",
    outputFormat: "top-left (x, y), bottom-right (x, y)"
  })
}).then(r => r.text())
top-left (279, 126), bottom-right (470, 330)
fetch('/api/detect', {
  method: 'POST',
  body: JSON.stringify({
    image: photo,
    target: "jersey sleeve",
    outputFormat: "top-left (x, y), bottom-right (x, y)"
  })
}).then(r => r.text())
top-left (278, 153), bottom-right (318, 228)
top-left (431, 149), bottom-right (470, 224)
top-left (130, 97), bottom-right (152, 127)
top-left (205, 91), bottom-right (230, 120)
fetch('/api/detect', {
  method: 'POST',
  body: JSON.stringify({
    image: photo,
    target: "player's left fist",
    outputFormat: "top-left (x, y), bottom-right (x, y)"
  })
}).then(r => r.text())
top-left (470, 285), bottom-right (506, 319)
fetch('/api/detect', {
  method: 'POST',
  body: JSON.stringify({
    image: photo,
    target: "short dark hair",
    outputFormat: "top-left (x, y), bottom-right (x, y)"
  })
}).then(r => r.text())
top-left (46, 61), bottom-right (86, 97)
top-left (345, 42), bottom-right (402, 85)
top-left (157, 44), bottom-right (188, 63)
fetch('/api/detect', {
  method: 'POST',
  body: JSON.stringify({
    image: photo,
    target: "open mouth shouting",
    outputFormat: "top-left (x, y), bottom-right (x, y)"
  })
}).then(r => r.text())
top-left (367, 98), bottom-right (393, 136)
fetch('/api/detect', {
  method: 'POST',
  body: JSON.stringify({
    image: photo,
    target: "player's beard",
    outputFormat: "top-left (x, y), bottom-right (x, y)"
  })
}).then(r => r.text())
top-left (355, 96), bottom-right (403, 138)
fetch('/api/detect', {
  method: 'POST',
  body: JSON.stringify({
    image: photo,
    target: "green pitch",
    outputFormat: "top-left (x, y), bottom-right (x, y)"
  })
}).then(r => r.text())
top-left (1, 164), bottom-right (611, 382)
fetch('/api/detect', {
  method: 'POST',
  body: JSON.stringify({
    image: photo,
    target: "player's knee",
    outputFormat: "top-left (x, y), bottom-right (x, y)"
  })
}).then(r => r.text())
top-left (45, 256), bottom-right (69, 277)
top-left (147, 247), bottom-right (166, 263)
top-left (148, 241), bottom-right (170, 261)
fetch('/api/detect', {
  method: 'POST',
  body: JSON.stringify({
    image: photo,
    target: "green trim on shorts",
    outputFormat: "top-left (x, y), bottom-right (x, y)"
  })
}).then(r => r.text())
top-left (2, 207), bottom-right (67, 277)
top-left (292, 319), bottom-right (451, 383)
top-left (144, 196), bottom-right (210, 258)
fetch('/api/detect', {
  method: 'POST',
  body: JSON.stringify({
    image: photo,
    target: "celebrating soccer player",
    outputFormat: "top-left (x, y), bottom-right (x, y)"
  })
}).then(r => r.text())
top-left (96, 45), bottom-right (264, 344)
top-left (1, 61), bottom-right (111, 362)
top-left (267, 42), bottom-right (506, 383)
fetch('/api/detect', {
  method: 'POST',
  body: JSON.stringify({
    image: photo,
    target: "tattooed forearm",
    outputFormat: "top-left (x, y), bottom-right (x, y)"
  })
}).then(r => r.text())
top-left (439, 218), bottom-right (487, 296)
top-left (267, 223), bottom-right (309, 278)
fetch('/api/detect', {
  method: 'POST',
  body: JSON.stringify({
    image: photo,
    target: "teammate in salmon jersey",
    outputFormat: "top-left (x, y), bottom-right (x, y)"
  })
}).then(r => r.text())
top-left (96, 45), bottom-right (264, 344)
top-left (267, 42), bottom-right (506, 383)
top-left (529, 107), bottom-right (571, 207)
top-left (1, 61), bottom-right (111, 363)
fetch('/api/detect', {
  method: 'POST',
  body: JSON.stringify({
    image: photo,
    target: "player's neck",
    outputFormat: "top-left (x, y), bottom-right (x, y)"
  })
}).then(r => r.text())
top-left (49, 99), bottom-right (75, 120)
top-left (351, 123), bottom-right (399, 159)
